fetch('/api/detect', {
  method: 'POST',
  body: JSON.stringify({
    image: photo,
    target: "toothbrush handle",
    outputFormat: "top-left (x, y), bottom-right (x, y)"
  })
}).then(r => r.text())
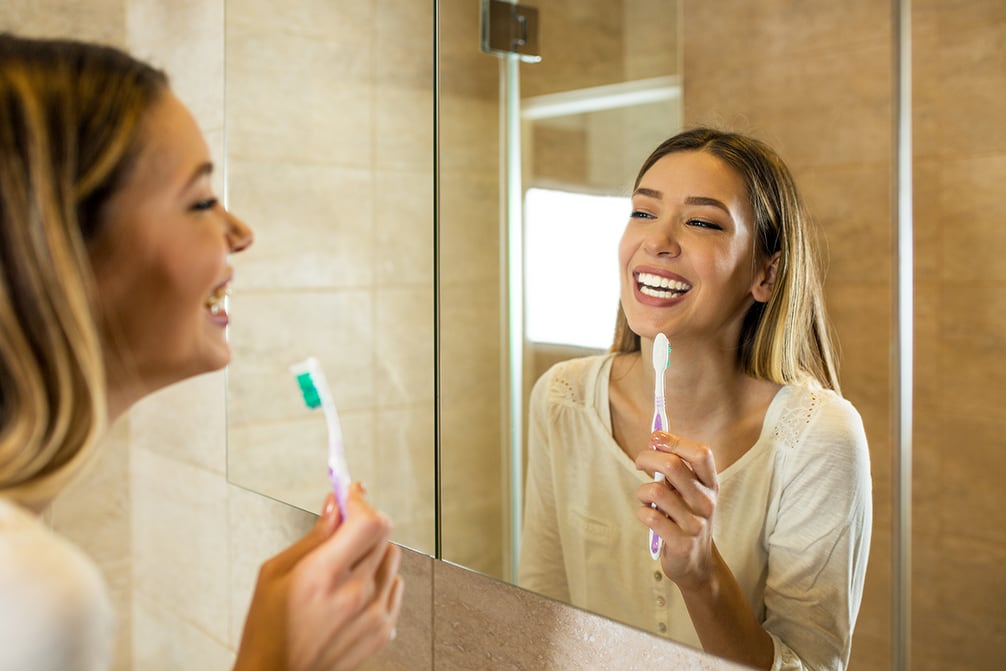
top-left (648, 406), bottom-right (669, 560)
top-left (328, 467), bottom-right (350, 519)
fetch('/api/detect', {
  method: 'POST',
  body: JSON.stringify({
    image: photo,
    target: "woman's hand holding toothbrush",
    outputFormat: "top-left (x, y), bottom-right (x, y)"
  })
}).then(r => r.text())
top-left (635, 431), bottom-right (720, 591)
top-left (234, 482), bottom-right (404, 671)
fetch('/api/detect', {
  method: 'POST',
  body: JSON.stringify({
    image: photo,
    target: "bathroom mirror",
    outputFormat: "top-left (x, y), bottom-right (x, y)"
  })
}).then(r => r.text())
top-left (223, 0), bottom-right (437, 556)
top-left (225, 0), bottom-right (1006, 668)
top-left (439, 0), bottom-right (903, 667)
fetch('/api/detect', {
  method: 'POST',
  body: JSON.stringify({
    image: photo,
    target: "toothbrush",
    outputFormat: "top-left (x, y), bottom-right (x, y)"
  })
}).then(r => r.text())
top-left (648, 333), bottom-right (671, 560)
top-left (290, 357), bottom-right (351, 518)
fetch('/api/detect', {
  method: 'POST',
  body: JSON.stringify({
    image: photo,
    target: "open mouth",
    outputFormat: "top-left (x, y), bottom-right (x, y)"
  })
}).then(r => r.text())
top-left (636, 271), bottom-right (691, 299)
top-left (206, 283), bottom-right (229, 316)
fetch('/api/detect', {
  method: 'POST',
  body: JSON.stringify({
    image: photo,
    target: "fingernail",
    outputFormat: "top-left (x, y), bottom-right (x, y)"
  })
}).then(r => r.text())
top-left (322, 494), bottom-right (336, 518)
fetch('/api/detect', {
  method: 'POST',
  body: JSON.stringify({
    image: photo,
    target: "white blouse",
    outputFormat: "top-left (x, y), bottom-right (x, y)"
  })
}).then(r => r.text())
top-left (518, 354), bottom-right (873, 670)
top-left (0, 497), bottom-right (115, 671)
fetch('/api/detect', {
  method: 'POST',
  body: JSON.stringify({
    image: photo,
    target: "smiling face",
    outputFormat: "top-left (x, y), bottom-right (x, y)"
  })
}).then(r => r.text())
top-left (88, 91), bottom-right (253, 403)
top-left (618, 150), bottom-right (775, 348)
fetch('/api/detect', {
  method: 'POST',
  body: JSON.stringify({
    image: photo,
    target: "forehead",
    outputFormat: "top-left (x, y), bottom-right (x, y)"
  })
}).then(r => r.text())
top-left (128, 91), bottom-right (210, 190)
top-left (639, 150), bottom-right (746, 199)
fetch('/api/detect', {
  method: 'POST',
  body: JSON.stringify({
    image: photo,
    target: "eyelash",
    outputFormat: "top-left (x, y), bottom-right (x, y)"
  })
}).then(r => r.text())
top-left (688, 219), bottom-right (722, 230)
top-left (629, 211), bottom-right (723, 231)
top-left (192, 198), bottom-right (218, 212)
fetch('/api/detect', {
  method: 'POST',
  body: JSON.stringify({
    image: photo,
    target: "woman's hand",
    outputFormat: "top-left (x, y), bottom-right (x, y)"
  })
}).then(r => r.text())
top-left (233, 483), bottom-right (404, 671)
top-left (635, 431), bottom-right (719, 590)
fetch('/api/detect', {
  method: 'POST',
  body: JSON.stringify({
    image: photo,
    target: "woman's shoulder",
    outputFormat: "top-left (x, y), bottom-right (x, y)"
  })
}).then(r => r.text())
top-left (531, 352), bottom-right (614, 408)
top-left (0, 498), bottom-right (114, 670)
top-left (768, 384), bottom-right (868, 453)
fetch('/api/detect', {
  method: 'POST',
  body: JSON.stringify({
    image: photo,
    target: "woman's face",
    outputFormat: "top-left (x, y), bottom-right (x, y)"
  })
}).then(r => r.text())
top-left (88, 91), bottom-right (253, 396)
top-left (619, 150), bottom-right (774, 347)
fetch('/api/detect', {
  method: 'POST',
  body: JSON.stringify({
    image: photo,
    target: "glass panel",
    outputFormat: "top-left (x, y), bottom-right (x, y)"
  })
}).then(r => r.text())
top-left (223, 0), bottom-right (436, 556)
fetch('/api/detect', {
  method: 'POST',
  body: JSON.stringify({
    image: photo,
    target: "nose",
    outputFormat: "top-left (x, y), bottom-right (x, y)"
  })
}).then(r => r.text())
top-left (642, 219), bottom-right (680, 258)
top-left (225, 209), bottom-right (254, 253)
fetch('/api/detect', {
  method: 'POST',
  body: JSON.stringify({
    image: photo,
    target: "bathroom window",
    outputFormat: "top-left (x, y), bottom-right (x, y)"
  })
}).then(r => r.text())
top-left (524, 187), bottom-right (627, 349)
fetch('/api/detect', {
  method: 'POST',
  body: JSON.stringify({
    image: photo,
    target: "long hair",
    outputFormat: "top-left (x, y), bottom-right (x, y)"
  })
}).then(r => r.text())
top-left (611, 127), bottom-right (840, 392)
top-left (0, 34), bottom-right (167, 508)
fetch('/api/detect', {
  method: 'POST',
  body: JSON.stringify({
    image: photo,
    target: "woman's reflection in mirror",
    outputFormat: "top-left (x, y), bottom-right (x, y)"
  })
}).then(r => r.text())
top-left (518, 127), bottom-right (872, 670)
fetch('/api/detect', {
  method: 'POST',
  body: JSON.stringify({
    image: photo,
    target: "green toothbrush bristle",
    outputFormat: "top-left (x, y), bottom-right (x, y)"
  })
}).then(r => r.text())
top-left (295, 373), bottom-right (322, 408)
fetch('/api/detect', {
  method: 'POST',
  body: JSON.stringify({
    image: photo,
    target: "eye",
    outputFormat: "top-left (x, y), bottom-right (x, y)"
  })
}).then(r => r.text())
top-left (630, 210), bottom-right (656, 220)
top-left (191, 197), bottom-right (219, 212)
top-left (687, 218), bottom-right (722, 230)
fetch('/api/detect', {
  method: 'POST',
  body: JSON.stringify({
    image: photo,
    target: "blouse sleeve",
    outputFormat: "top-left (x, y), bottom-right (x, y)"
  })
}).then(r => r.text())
top-left (762, 394), bottom-right (873, 671)
top-left (516, 370), bottom-right (571, 602)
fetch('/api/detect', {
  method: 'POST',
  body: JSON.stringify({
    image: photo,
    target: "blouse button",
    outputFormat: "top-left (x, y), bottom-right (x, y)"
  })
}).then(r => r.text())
top-left (653, 571), bottom-right (663, 582)
top-left (657, 622), bottom-right (667, 633)
top-left (656, 596), bottom-right (666, 607)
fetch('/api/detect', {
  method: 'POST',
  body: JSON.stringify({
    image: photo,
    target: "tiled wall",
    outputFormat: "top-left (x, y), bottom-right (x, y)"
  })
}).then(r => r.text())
top-left (911, 1), bottom-right (1006, 668)
top-left (222, 0), bottom-right (437, 555)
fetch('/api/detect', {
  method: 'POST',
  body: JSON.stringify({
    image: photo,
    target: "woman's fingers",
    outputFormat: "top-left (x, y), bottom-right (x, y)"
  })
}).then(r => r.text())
top-left (637, 479), bottom-right (709, 536)
top-left (302, 483), bottom-right (393, 585)
top-left (312, 545), bottom-right (405, 670)
top-left (650, 431), bottom-right (718, 489)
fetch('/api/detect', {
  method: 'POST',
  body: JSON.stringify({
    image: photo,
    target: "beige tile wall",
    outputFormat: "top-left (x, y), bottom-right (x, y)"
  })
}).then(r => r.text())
top-left (222, 0), bottom-right (437, 555)
top-left (912, 1), bottom-right (1006, 669)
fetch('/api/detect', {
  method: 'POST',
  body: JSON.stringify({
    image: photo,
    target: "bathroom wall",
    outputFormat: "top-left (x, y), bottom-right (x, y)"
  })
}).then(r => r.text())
top-left (911, 1), bottom-right (1006, 668)
top-left (223, 0), bottom-right (437, 554)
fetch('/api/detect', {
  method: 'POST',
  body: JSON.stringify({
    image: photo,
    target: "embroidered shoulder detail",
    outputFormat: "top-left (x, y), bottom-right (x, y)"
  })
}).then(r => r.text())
top-left (545, 355), bottom-right (608, 407)
top-left (770, 386), bottom-right (828, 449)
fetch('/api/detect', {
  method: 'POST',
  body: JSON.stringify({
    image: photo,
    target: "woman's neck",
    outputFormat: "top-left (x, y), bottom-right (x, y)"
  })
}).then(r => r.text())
top-left (612, 340), bottom-right (780, 467)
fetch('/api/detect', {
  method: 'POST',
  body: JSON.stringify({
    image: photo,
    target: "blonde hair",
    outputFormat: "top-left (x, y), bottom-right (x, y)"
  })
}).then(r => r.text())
top-left (0, 34), bottom-right (167, 508)
top-left (611, 127), bottom-right (840, 392)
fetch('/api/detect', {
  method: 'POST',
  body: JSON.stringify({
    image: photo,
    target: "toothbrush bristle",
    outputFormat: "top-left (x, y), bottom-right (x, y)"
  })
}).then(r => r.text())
top-left (652, 333), bottom-right (670, 371)
top-left (295, 372), bottom-right (322, 409)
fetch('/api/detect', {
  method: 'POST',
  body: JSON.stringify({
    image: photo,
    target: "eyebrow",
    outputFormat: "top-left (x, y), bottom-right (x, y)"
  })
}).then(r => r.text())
top-left (182, 161), bottom-right (214, 192)
top-left (632, 187), bottom-right (732, 215)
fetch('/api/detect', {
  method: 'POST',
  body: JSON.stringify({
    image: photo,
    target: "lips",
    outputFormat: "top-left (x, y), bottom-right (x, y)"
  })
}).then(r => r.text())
top-left (635, 270), bottom-right (692, 299)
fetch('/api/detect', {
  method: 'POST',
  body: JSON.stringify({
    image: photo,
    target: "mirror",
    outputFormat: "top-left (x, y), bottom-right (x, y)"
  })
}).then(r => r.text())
top-left (223, 0), bottom-right (437, 556)
top-left (223, 0), bottom-right (1006, 667)
top-left (440, 0), bottom-right (903, 666)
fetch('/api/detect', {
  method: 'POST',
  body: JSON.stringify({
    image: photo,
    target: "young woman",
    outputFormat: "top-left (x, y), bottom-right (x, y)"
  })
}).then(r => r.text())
top-left (0, 34), bottom-right (402, 671)
top-left (519, 128), bottom-right (872, 670)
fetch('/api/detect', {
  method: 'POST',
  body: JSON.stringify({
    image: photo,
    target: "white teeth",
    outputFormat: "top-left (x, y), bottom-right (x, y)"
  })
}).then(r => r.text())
top-left (637, 272), bottom-right (691, 293)
top-left (206, 286), bottom-right (229, 314)
top-left (640, 285), bottom-right (686, 299)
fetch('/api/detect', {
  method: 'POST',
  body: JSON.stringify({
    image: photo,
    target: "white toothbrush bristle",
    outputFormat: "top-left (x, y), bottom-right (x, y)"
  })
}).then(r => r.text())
top-left (652, 333), bottom-right (670, 371)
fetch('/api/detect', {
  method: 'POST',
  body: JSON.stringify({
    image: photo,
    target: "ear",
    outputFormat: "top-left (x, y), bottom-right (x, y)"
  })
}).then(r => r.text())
top-left (752, 251), bottom-right (781, 303)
